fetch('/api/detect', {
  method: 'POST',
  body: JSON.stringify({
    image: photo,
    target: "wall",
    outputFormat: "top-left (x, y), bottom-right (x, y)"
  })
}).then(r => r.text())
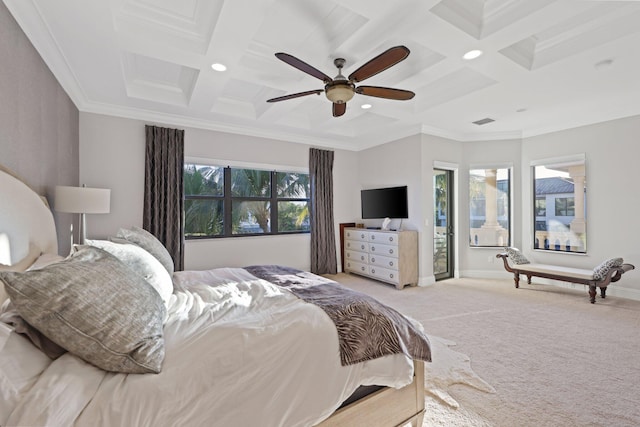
top-left (520, 115), bottom-right (640, 300)
top-left (357, 133), bottom-right (463, 285)
top-left (79, 112), bottom-right (359, 271)
top-left (459, 139), bottom-right (522, 278)
top-left (0, 1), bottom-right (79, 255)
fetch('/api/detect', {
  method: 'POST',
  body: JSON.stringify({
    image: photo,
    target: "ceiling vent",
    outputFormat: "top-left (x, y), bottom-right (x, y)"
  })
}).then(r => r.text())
top-left (472, 117), bottom-right (495, 125)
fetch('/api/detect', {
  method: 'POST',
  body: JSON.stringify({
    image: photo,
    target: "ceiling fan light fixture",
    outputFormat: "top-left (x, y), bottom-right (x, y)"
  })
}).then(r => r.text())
top-left (325, 83), bottom-right (355, 104)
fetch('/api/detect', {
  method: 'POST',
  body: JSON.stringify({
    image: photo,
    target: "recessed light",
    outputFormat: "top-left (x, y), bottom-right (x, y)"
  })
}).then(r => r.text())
top-left (463, 50), bottom-right (483, 60)
top-left (211, 63), bottom-right (227, 72)
top-left (361, 104), bottom-right (372, 109)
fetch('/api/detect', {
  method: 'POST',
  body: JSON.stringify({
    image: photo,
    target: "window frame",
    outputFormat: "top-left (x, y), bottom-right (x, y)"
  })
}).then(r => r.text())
top-left (184, 160), bottom-right (310, 239)
top-left (531, 154), bottom-right (586, 254)
top-left (468, 164), bottom-right (513, 248)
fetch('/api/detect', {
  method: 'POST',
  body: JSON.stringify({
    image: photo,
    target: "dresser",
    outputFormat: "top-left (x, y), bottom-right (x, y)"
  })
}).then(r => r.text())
top-left (343, 228), bottom-right (418, 289)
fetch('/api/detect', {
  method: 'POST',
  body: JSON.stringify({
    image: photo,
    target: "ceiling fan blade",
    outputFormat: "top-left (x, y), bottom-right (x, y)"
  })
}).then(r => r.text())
top-left (348, 46), bottom-right (410, 83)
top-left (356, 86), bottom-right (415, 100)
top-left (275, 53), bottom-right (332, 83)
top-left (267, 90), bottom-right (324, 103)
top-left (333, 103), bottom-right (346, 117)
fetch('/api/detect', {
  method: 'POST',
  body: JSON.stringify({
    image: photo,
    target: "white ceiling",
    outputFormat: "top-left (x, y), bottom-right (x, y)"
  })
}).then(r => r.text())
top-left (5, 0), bottom-right (640, 151)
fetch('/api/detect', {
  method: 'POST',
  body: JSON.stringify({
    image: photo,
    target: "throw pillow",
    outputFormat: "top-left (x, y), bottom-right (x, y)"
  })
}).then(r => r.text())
top-left (0, 246), bottom-right (166, 374)
top-left (85, 239), bottom-right (173, 309)
top-left (116, 226), bottom-right (174, 275)
top-left (592, 257), bottom-right (623, 281)
top-left (506, 247), bottom-right (530, 265)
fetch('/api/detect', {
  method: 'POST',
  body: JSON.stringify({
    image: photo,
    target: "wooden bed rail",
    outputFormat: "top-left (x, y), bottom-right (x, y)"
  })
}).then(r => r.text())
top-left (496, 253), bottom-right (635, 303)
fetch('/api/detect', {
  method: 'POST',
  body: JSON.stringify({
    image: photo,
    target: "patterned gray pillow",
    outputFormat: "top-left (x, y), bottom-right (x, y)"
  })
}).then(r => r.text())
top-left (0, 246), bottom-right (166, 374)
top-left (506, 247), bottom-right (530, 265)
top-left (592, 257), bottom-right (623, 281)
top-left (85, 239), bottom-right (173, 309)
top-left (116, 226), bottom-right (174, 275)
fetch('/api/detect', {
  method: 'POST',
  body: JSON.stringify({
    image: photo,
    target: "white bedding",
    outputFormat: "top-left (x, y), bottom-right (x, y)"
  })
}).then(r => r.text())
top-left (5, 267), bottom-right (414, 427)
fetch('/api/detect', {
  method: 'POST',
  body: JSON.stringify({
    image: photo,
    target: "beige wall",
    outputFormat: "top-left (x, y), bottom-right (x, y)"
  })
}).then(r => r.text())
top-left (0, 1), bottom-right (79, 255)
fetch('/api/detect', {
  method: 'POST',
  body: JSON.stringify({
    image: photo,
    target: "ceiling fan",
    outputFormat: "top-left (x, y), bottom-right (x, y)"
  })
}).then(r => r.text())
top-left (266, 45), bottom-right (415, 117)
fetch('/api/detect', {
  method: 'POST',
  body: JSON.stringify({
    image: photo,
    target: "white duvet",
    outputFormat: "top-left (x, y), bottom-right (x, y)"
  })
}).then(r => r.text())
top-left (6, 268), bottom-right (414, 427)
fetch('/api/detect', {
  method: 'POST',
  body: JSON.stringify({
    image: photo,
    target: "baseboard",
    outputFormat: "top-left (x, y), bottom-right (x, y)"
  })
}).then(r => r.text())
top-left (418, 275), bottom-right (436, 286)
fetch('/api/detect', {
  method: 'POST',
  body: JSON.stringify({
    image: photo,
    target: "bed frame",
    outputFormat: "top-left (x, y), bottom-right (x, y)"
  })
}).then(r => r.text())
top-left (497, 253), bottom-right (635, 303)
top-left (319, 360), bottom-right (425, 427)
top-left (0, 165), bottom-right (426, 426)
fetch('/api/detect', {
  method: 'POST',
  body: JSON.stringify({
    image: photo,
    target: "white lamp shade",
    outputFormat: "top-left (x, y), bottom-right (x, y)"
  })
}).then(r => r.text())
top-left (54, 186), bottom-right (111, 214)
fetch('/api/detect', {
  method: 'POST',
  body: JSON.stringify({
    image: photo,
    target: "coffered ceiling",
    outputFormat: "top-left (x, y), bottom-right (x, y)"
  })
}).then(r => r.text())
top-left (5, 0), bottom-right (640, 150)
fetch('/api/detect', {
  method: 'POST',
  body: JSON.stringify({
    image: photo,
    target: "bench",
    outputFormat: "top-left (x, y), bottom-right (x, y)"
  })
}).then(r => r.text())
top-left (496, 252), bottom-right (635, 303)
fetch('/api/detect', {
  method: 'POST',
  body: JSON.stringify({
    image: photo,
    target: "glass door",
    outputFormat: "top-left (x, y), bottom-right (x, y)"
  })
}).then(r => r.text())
top-left (434, 169), bottom-right (454, 280)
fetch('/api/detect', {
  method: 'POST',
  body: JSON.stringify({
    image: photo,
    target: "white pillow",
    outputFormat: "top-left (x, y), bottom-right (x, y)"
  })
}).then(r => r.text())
top-left (116, 226), bottom-right (174, 275)
top-left (85, 239), bottom-right (173, 308)
top-left (0, 322), bottom-right (52, 425)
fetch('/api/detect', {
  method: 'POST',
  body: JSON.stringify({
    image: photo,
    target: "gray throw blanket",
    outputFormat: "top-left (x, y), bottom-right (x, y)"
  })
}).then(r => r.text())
top-left (244, 265), bottom-right (431, 366)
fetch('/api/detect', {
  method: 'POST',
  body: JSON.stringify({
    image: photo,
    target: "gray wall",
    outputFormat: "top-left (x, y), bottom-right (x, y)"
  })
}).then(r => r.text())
top-left (79, 112), bottom-right (360, 272)
top-left (0, 1), bottom-right (79, 255)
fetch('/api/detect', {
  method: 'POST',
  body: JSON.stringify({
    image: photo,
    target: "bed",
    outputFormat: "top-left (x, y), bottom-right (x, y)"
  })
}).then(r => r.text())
top-left (0, 165), bottom-right (430, 427)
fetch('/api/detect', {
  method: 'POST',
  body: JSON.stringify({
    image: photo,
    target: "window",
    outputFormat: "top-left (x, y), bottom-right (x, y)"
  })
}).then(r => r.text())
top-left (554, 197), bottom-right (574, 216)
top-left (535, 197), bottom-right (546, 216)
top-left (532, 155), bottom-right (586, 253)
top-left (469, 167), bottom-right (511, 247)
top-left (184, 163), bottom-right (310, 238)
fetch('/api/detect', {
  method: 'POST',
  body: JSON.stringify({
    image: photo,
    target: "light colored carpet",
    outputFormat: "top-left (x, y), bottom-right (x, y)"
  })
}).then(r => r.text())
top-left (326, 273), bottom-right (640, 427)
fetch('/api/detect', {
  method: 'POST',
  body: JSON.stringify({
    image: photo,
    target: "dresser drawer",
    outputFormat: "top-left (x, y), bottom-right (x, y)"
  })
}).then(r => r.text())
top-left (369, 265), bottom-right (399, 285)
top-left (369, 253), bottom-right (398, 270)
top-left (345, 240), bottom-right (369, 252)
top-left (369, 243), bottom-right (397, 257)
top-left (345, 260), bottom-right (369, 275)
top-left (345, 249), bottom-right (369, 263)
top-left (369, 231), bottom-right (399, 245)
top-left (344, 229), bottom-right (369, 241)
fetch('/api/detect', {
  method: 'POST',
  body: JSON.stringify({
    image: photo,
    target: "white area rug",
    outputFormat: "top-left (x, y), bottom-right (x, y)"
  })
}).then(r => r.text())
top-left (422, 335), bottom-right (494, 426)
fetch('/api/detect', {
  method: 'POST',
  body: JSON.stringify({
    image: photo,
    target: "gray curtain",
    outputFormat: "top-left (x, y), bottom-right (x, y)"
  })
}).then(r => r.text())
top-left (144, 125), bottom-right (184, 271)
top-left (309, 148), bottom-right (337, 274)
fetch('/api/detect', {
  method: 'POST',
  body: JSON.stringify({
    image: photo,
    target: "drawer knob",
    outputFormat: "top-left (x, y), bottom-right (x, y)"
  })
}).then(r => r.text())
top-left (390, 273), bottom-right (394, 279)
top-left (371, 235), bottom-right (376, 240)
top-left (371, 257), bottom-right (376, 263)
top-left (371, 246), bottom-right (376, 252)
top-left (389, 261), bottom-right (394, 267)
top-left (361, 266), bottom-right (366, 272)
top-left (360, 255), bottom-right (365, 261)
top-left (371, 268), bottom-right (376, 273)
top-left (360, 233), bottom-right (365, 239)
top-left (388, 249), bottom-right (394, 255)
top-left (389, 237), bottom-right (394, 242)
top-left (361, 244), bottom-right (365, 250)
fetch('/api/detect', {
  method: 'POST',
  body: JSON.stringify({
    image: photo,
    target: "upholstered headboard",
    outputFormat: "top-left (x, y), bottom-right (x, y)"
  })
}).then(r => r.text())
top-left (0, 164), bottom-right (58, 270)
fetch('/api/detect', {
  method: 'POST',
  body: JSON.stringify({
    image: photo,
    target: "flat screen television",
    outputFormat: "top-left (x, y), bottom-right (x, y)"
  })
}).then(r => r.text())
top-left (361, 186), bottom-right (409, 219)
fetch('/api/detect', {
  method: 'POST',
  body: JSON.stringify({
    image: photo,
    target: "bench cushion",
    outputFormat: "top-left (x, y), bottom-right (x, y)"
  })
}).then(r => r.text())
top-left (512, 263), bottom-right (594, 281)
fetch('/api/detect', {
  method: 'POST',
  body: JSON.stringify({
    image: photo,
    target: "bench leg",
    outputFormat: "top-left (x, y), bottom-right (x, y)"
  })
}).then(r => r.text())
top-left (513, 273), bottom-right (520, 288)
top-left (588, 286), bottom-right (596, 304)
top-left (526, 275), bottom-right (532, 284)
top-left (600, 287), bottom-right (607, 299)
